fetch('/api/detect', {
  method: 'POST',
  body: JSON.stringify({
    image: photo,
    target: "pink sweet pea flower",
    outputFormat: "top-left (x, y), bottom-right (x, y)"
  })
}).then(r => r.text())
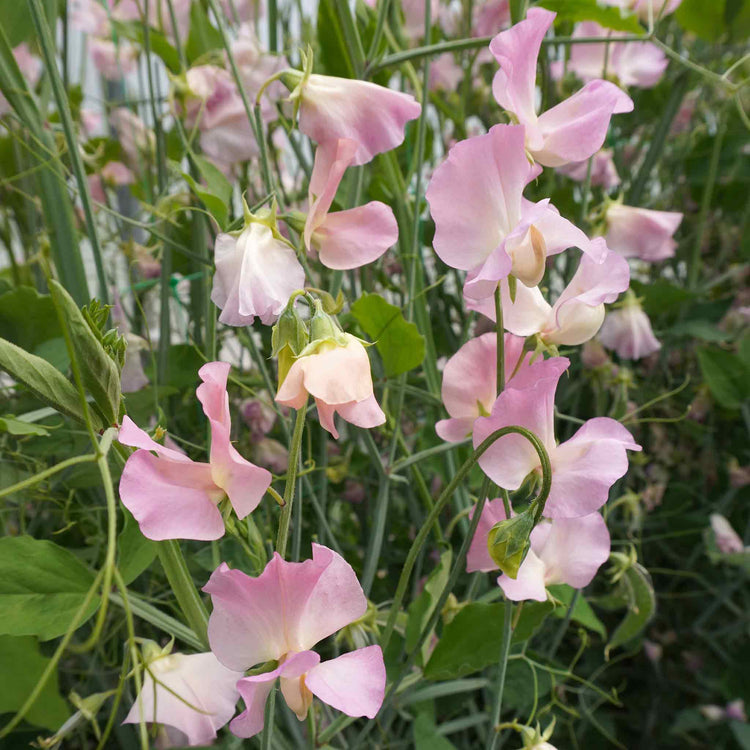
top-left (473, 357), bottom-right (641, 518)
top-left (558, 149), bottom-right (620, 190)
top-left (293, 72), bottom-right (421, 166)
top-left (118, 362), bottom-right (272, 540)
top-left (101, 160), bottom-right (135, 185)
top-left (304, 139), bottom-right (398, 270)
top-left (275, 332), bottom-right (385, 439)
top-left (123, 650), bottom-right (242, 747)
top-left (467, 248), bottom-right (630, 347)
top-left (110, 108), bottom-right (155, 165)
top-left (426, 124), bottom-right (607, 294)
top-left (203, 544), bottom-right (386, 737)
top-left (436, 332), bottom-right (529, 442)
top-left (429, 54), bottom-right (464, 92)
top-left (473, 0), bottom-right (511, 37)
top-left (212, 217), bottom-right (305, 326)
top-left (467, 499), bottom-right (611, 601)
top-left (90, 38), bottom-right (139, 80)
top-left (554, 22), bottom-right (668, 89)
top-left (605, 203), bottom-right (683, 262)
top-left (401, 0), bottom-right (439, 38)
top-left (598, 294), bottom-right (661, 360)
top-left (184, 65), bottom-right (257, 174)
top-left (709, 514), bottom-right (745, 554)
top-left (490, 8), bottom-right (633, 167)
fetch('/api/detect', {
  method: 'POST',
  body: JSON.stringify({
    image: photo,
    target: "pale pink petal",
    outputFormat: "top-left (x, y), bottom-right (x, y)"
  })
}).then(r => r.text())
top-left (124, 652), bottom-right (242, 746)
top-left (118, 415), bottom-right (190, 462)
top-left (298, 75), bottom-right (421, 166)
top-left (315, 399), bottom-right (341, 440)
top-left (558, 149), bottom-right (620, 189)
top-left (336, 394), bottom-right (386, 430)
top-left (311, 202), bottom-right (398, 270)
top-left (546, 417), bottom-right (641, 518)
top-left (473, 357), bottom-right (569, 489)
top-left (426, 124), bottom-right (531, 272)
top-left (204, 545), bottom-right (367, 669)
top-left (119, 451), bottom-right (224, 540)
top-left (497, 549), bottom-right (547, 601)
top-left (463, 248), bottom-right (513, 300)
top-left (305, 646), bottom-right (386, 719)
top-left (710, 514), bottom-right (744, 554)
top-left (466, 498), bottom-right (510, 573)
top-left (536, 513), bottom-right (611, 588)
top-left (612, 40), bottom-right (668, 88)
top-left (494, 279), bottom-right (552, 336)
top-left (435, 416), bottom-right (476, 443)
top-left (599, 301), bottom-right (661, 360)
top-left (490, 8), bottom-right (555, 128)
top-left (534, 80), bottom-right (633, 167)
top-left (605, 203), bottom-right (682, 262)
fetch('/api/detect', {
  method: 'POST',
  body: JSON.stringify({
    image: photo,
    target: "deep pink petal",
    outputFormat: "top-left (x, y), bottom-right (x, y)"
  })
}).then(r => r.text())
top-left (305, 646), bottom-right (386, 719)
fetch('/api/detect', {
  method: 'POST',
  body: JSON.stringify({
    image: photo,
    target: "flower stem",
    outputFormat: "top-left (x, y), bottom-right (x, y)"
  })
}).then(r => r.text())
top-left (276, 399), bottom-right (308, 558)
top-left (487, 603), bottom-right (513, 750)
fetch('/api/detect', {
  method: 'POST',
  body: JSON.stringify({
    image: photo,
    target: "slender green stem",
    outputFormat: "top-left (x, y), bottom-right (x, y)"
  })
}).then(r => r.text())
top-left (276, 400), bottom-right (308, 558)
top-left (333, 0), bottom-right (366, 77)
top-left (261, 688), bottom-right (277, 750)
top-left (366, 0), bottom-right (392, 62)
top-left (157, 540), bottom-right (209, 648)
top-left (0, 453), bottom-right (96, 499)
top-left (546, 589), bottom-right (580, 659)
top-left (487, 600), bottom-right (513, 750)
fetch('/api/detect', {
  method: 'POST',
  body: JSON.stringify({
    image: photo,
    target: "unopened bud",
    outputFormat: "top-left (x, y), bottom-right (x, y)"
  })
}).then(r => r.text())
top-left (487, 508), bottom-right (535, 579)
top-left (271, 301), bottom-right (308, 387)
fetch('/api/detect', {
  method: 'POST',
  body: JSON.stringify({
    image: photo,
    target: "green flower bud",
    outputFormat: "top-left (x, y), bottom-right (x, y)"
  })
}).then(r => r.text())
top-left (272, 300), bottom-right (309, 388)
top-left (487, 508), bottom-right (535, 579)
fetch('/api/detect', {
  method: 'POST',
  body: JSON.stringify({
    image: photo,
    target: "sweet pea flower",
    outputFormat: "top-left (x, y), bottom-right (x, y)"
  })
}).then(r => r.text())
top-left (203, 544), bottom-right (386, 737)
top-left (101, 160), bottom-right (135, 185)
top-left (118, 362), bottom-right (272, 540)
top-left (467, 248), bottom-right (630, 347)
top-left (90, 38), bottom-right (139, 80)
top-left (275, 315), bottom-right (385, 439)
top-left (184, 65), bottom-right (257, 174)
top-left (605, 203), bottom-right (683, 262)
top-left (426, 124), bottom-right (607, 295)
top-left (598, 293), bottom-right (661, 360)
top-left (0, 44), bottom-right (42, 116)
top-left (436, 332), bottom-right (529, 442)
top-left (304, 139), bottom-right (398, 270)
top-left (473, 356), bottom-right (641, 518)
top-left (553, 22), bottom-right (668, 89)
top-left (558, 149), bottom-right (620, 190)
top-left (212, 207), bottom-right (305, 326)
top-left (401, 0), bottom-right (440, 39)
top-left (490, 8), bottom-right (633, 167)
top-left (284, 60), bottom-right (421, 166)
top-left (709, 514), bottom-right (745, 554)
top-left (123, 648), bottom-right (242, 747)
top-left (467, 499), bottom-right (610, 601)
top-left (110, 108), bottom-right (155, 165)
top-left (473, 0), bottom-right (511, 38)
top-left (429, 54), bottom-right (464, 92)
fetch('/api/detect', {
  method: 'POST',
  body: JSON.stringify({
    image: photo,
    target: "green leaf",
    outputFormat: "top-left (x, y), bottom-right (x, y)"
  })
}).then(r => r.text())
top-left (0, 536), bottom-right (99, 640)
top-left (316, 0), bottom-right (355, 77)
top-left (424, 602), bottom-right (506, 680)
top-left (697, 346), bottom-right (750, 409)
top-left (350, 293), bottom-right (426, 377)
top-left (182, 155), bottom-right (232, 231)
top-left (33, 337), bottom-right (71, 372)
top-left (0, 414), bottom-right (50, 436)
top-left (48, 280), bottom-right (121, 425)
top-left (511, 600), bottom-right (554, 644)
top-left (675, 0), bottom-right (727, 41)
top-left (0, 337), bottom-right (97, 427)
top-left (606, 563), bottom-right (656, 655)
top-left (537, 0), bottom-right (645, 34)
top-left (414, 710), bottom-right (458, 750)
top-left (548, 584), bottom-right (606, 638)
top-left (0, 286), bottom-right (62, 352)
top-left (0, 0), bottom-right (34, 45)
top-left (0, 635), bottom-right (70, 730)
top-left (730, 721), bottom-right (750, 750)
top-left (186, 2), bottom-right (224, 64)
top-left (118, 509), bottom-right (157, 585)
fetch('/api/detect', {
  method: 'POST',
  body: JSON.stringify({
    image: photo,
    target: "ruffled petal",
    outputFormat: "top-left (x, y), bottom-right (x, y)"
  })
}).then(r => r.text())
top-left (497, 549), bottom-right (547, 601)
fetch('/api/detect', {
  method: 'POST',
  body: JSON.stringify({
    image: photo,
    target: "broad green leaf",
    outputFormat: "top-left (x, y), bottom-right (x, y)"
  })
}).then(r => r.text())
top-left (606, 562), bottom-right (655, 655)
top-left (675, 0), bottom-right (727, 41)
top-left (118, 509), bottom-right (157, 585)
top-left (537, 0), bottom-right (645, 34)
top-left (697, 346), bottom-right (750, 409)
top-left (33, 337), bottom-right (71, 372)
top-left (0, 414), bottom-right (50, 436)
top-left (503, 659), bottom-right (553, 714)
top-left (414, 710), bottom-right (457, 750)
top-left (316, 0), bottom-right (355, 78)
top-left (424, 602), bottom-right (506, 680)
top-left (0, 635), bottom-right (70, 730)
top-left (48, 280), bottom-right (121, 425)
top-left (0, 337), bottom-right (98, 427)
top-left (0, 536), bottom-right (100, 640)
top-left (511, 600), bottom-right (554, 644)
top-left (350, 293), bottom-right (426, 377)
top-left (182, 166), bottom-right (230, 230)
top-left (0, 286), bottom-right (61, 351)
top-left (0, 0), bottom-right (34, 45)
top-left (186, 2), bottom-right (224, 64)
top-left (548, 584), bottom-right (607, 638)
top-left (405, 549), bottom-right (451, 663)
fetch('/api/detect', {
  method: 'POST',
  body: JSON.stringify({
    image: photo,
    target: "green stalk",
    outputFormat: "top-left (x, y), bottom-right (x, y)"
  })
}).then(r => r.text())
top-left (28, 0), bottom-right (109, 303)
top-left (157, 540), bottom-right (210, 648)
top-left (333, 0), bottom-right (366, 77)
top-left (276, 399), bottom-right (308, 558)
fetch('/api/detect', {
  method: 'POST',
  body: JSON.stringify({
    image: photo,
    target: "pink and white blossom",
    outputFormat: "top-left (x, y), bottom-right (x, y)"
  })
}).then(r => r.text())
top-left (490, 9), bottom-right (633, 167)
top-left (90, 38), bottom-right (139, 80)
top-left (709, 514), bottom-right (745, 554)
top-left (275, 333), bottom-right (385, 439)
top-left (558, 149), bottom-right (620, 190)
top-left (123, 651), bottom-right (242, 746)
top-left (436, 332), bottom-right (529, 442)
top-left (203, 544), bottom-right (386, 737)
top-left (467, 500), bottom-right (611, 601)
top-left (304, 139), bottom-right (398, 270)
top-left (605, 203), bottom-right (683, 262)
top-left (473, 357), bottom-right (641, 518)
top-left (599, 294), bottom-right (661, 360)
top-left (118, 362), bottom-right (272, 540)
